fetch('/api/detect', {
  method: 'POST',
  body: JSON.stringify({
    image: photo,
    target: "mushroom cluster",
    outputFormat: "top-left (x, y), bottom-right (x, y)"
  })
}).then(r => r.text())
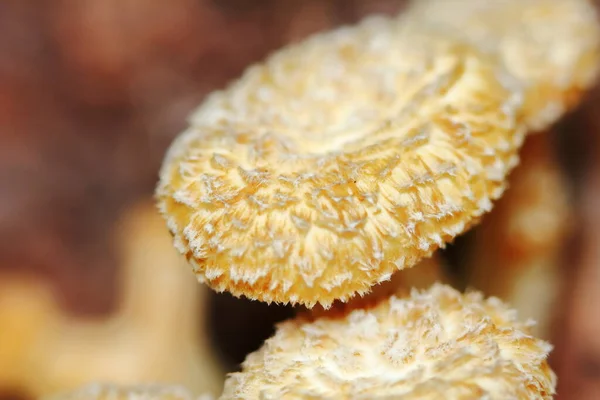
top-left (54, 0), bottom-right (600, 399)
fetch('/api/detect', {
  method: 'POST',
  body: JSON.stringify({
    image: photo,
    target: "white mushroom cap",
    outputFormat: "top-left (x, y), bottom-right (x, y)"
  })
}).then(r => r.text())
top-left (221, 284), bottom-right (556, 399)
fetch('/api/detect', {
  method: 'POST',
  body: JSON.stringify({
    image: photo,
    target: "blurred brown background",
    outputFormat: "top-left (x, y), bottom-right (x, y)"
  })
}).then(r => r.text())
top-left (0, 1), bottom-right (599, 399)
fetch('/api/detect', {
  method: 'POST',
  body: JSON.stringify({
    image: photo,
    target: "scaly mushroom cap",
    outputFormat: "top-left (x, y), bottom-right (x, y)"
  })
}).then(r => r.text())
top-left (407, 0), bottom-right (600, 131)
top-left (46, 383), bottom-right (213, 400)
top-left (156, 16), bottom-right (525, 307)
top-left (221, 284), bottom-right (556, 400)
top-left (307, 254), bottom-right (448, 319)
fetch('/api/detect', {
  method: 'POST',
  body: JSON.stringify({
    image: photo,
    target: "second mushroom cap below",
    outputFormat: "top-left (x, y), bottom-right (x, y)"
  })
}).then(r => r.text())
top-left (220, 284), bottom-right (556, 400)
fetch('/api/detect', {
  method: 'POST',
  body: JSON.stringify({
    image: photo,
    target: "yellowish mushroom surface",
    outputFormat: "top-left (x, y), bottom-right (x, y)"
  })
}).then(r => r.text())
top-left (221, 284), bottom-right (556, 400)
top-left (157, 16), bottom-right (525, 307)
top-left (45, 383), bottom-right (213, 400)
top-left (307, 253), bottom-right (448, 318)
top-left (407, 0), bottom-right (600, 131)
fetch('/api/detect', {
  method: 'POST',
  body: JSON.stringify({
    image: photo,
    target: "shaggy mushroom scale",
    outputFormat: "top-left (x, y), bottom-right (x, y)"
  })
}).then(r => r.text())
top-left (157, 17), bottom-right (525, 307)
top-left (221, 284), bottom-right (556, 400)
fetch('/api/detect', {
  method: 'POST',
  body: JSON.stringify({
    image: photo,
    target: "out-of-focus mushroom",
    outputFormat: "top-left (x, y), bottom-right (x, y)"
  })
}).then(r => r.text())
top-left (406, 0), bottom-right (600, 131)
top-left (0, 202), bottom-right (224, 398)
top-left (156, 14), bottom-right (525, 308)
top-left (221, 283), bottom-right (556, 399)
top-left (465, 133), bottom-right (572, 338)
top-left (45, 383), bottom-right (213, 400)
top-left (35, 202), bottom-right (224, 396)
top-left (0, 276), bottom-right (58, 395)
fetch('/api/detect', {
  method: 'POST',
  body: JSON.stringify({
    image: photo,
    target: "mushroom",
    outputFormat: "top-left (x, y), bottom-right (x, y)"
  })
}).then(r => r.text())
top-left (0, 202), bottom-right (224, 398)
top-left (307, 252), bottom-right (450, 318)
top-left (156, 15), bottom-right (525, 307)
top-left (406, 0), bottom-right (600, 131)
top-left (38, 202), bottom-right (224, 396)
top-left (0, 276), bottom-right (58, 394)
top-left (220, 283), bottom-right (556, 400)
top-left (45, 383), bottom-right (214, 400)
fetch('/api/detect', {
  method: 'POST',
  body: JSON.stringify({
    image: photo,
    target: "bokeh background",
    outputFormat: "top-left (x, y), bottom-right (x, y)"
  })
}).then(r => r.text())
top-left (0, 1), bottom-right (599, 399)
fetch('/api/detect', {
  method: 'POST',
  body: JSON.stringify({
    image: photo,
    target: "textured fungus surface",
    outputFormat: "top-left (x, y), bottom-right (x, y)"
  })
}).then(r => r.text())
top-left (407, 0), bottom-right (600, 131)
top-left (156, 16), bottom-right (525, 307)
top-left (47, 383), bottom-right (213, 400)
top-left (307, 254), bottom-right (447, 318)
top-left (221, 284), bottom-right (556, 400)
